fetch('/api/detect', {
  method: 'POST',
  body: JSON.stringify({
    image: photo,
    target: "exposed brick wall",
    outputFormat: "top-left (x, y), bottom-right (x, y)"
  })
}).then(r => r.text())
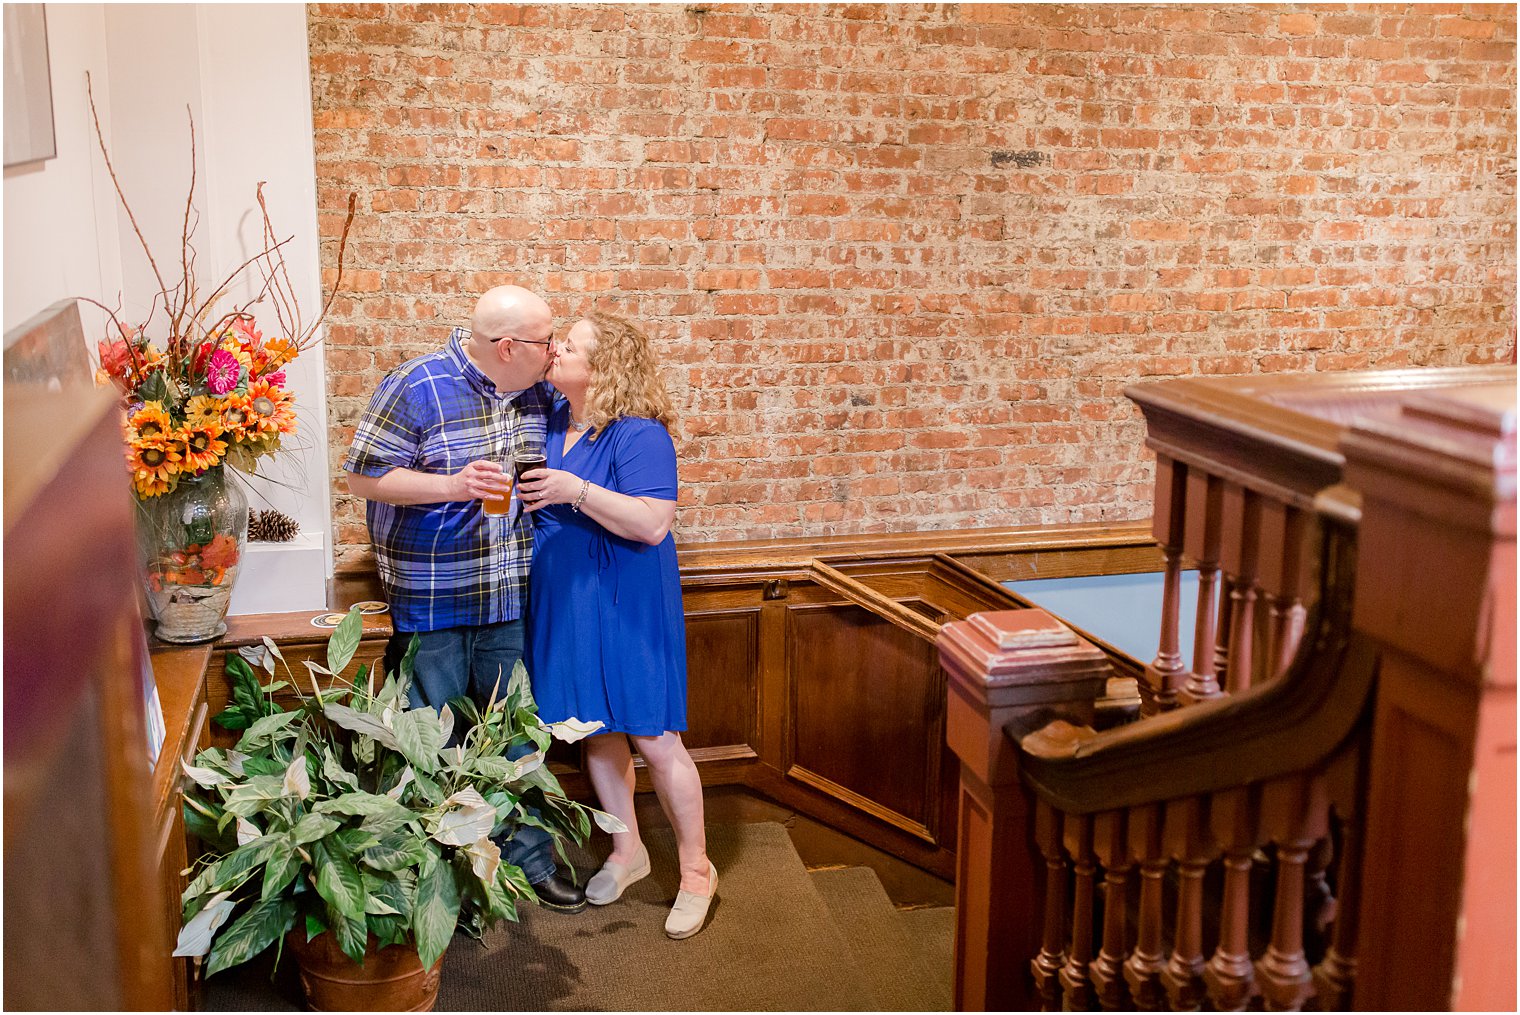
top-left (308, 3), bottom-right (1516, 568)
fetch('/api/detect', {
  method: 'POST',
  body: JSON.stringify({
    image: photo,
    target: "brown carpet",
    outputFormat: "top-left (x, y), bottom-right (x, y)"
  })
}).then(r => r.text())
top-left (811, 865), bottom-right (949, 1011)
top-left (206, 822), bottom-right (882, 1011)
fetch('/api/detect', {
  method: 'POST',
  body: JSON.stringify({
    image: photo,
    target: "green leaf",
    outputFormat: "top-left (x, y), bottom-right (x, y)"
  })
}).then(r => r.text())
top-left (327, 607), bottom-right (364, 676)
top-left (205, 897), bottom-right (295, 977)
top-left (328, 908), bottom-right (368, 966)
top-left (312, 839), bottom-right (366, 921)
top-left (290, 812), bottom-right (341, 845)
top-left (362, 833), bottom-right (427, 872)
top-left (362, 872), bottom-right (412, 917)
top-left (314, 792), bottom-right (414, 834)
top-left (260, 838), bottom-right (302, 902)
top-left (222, 776), bottom-right (287, 817)
top-left (236, 711), bottom-right (300, 751)
top-left (392, 708), bottom-right (445, 774)
top-left (322, 750), bottom-right (361, 792)
top-left (322, 702), bottom-right (401, 751)
top-left (413, 849), bottom-right (460, 971)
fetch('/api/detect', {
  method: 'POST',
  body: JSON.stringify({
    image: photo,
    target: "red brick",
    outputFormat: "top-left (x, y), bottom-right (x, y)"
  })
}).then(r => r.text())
top-left (307, 2), bottom-right (1517, 551)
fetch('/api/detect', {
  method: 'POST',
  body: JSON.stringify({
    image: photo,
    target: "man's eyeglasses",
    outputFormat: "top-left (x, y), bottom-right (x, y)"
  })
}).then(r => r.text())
top-left (490, 336), bottom-right (553, 349)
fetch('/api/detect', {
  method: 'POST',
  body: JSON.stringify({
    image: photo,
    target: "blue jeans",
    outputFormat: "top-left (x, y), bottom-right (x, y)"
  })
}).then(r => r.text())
top-left (386, 621), bottom-right (556, 886)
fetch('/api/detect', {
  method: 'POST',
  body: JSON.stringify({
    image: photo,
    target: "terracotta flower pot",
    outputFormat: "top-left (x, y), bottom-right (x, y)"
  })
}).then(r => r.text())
top-left (285, 930), bottom-right (444, 1012)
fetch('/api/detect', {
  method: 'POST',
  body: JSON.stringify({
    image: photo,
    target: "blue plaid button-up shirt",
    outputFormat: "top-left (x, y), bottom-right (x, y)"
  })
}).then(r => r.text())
top-left (343, 329), bottom-right (553, 633)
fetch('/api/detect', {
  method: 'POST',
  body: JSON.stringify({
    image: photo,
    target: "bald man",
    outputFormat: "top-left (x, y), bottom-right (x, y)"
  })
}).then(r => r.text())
top-left (344, 285), bottom-right (586, 912)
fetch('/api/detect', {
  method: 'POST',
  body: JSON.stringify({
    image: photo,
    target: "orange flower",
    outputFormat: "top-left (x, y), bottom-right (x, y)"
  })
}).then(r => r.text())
top-left (179, 422), bottom-right (228, 472)
top-left (126, 438), bottom-right (182, 498)
top-left (248, 379), bottom-right (297, 435)
top-left (128, 402), bottom-right (173, 441)
top-left (262, 337), bottom-right (297, 373)
top-left (217, 393), bottom-right (257, 439)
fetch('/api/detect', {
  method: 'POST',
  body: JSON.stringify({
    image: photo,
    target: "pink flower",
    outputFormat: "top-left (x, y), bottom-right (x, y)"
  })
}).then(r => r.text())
top-left (264, 370), bottom-right (287, 387)
top-left (205, 348), bottom-right (241, 395)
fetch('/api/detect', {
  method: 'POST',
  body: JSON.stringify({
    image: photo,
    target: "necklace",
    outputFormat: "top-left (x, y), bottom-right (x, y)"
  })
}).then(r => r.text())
top-left (569, 414), bottom-right (591, 432)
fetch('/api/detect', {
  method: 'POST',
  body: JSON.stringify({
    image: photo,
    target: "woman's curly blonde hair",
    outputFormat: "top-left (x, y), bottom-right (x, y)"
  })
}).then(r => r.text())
top-left (580, 312), bottom-right (677, 437)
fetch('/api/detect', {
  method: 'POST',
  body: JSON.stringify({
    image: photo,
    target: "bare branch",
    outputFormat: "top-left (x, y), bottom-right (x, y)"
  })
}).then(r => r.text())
top-left (299, 192), bottom-right (359, 350)
top-left (86, 73), bottom-right (172, 311)
top-left (173, 104), bottom-right (198, 352)
top-left (191, 234), bottom-right (294, 328)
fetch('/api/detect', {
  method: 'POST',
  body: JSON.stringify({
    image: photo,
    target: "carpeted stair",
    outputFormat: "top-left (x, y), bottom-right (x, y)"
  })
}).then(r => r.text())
top-left (205, 821), bottom-right (954, 1011)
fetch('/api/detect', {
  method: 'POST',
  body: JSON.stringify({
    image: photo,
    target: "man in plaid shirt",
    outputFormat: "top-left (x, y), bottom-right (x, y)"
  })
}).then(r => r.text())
top-left (344, 284), bottom-right (587, 912)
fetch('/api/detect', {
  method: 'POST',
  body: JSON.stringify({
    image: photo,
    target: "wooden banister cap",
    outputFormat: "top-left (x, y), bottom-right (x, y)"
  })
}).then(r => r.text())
top-left (938, 608), bottom-right (1110, 695)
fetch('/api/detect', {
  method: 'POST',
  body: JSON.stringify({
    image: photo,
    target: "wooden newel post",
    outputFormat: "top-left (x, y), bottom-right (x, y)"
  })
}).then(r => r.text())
top-left (939, 609), bottom-right (1112, 1012)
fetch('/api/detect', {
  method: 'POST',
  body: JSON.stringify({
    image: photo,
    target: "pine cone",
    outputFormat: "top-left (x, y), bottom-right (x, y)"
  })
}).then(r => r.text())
top-left (261, 509), bottom-right (300, 542)
top-left (247, 509), bottom-right (267, 542)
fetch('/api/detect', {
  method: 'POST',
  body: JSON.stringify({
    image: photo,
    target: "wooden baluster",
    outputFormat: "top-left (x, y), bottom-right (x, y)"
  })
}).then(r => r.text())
top-left (1257, 501), bottom-right (1311, 681)
top-left (1161, 797), bottom-right (1217, 1010)
top-left (1123, 804), bottom-right (1168, 1010)
top-left (1089, 811), bottom-right (1132, 1011)
top-left (1146, 455), bottom-right (1189, 712)
top-left (1220, 484), bottom-right (1262, 693)
top-left (1059, 813), bottom-right (1097, 1011)
top-left (1256, 774), bottom-right (1330, 1011)
top-left (1313, 808), bottom-right (1362, 1010)
top-left (1030, 800), bottom-right (1068, 1012)
top-left (1181, 471), bottom-right (1224, 703)
top-left (1313, 750), bottom-right (1364, 1010)
top-left (1204, 786), bottom-right (1263, 1010)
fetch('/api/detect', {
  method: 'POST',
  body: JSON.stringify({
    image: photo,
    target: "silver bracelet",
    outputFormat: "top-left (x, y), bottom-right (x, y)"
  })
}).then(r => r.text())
top-left (571, 479), bottom-right (591, 513)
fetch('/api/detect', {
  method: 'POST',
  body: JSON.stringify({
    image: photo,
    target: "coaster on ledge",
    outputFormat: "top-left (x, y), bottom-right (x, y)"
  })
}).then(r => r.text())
top-left (354, 601), bottom-right (389, 615)
top-left (311, 613), bottom-right (347, 629)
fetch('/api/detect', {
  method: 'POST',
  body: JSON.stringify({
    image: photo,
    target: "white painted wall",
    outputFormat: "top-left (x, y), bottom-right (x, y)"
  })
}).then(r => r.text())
top-left (3, 3), bottom-right (332, 614)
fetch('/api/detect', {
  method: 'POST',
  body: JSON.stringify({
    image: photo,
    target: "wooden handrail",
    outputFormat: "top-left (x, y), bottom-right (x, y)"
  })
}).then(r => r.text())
top-left (1014, 515), bottom-right (1375, 815)
top-left (807, 559), bottom-right (942, 642)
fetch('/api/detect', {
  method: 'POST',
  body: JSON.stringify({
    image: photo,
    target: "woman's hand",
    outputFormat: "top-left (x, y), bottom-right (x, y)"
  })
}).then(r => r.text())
top-left (519, 467), bottom-right (583, 512)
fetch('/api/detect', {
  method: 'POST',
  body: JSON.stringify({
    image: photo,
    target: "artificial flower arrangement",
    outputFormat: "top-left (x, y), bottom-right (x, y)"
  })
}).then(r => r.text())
top-left (82, 74), bottom-right (354, 628)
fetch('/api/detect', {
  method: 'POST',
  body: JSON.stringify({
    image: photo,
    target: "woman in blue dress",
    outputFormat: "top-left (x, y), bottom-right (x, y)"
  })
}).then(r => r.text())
top-left (519, 312), bottom-right (715, 939)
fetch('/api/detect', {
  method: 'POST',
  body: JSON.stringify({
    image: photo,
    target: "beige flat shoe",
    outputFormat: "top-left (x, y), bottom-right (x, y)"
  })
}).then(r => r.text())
top-left (664, 861), bottom-right (717, 940)
top-left (585, 844), bottom-right (651, 905)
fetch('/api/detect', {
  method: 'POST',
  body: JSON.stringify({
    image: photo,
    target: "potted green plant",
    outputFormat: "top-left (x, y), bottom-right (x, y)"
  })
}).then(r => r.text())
top-left (172, 608), bottom-right (615, 1010)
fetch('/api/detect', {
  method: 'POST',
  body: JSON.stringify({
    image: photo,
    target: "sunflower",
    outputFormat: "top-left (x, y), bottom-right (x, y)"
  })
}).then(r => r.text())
top-left (128, 402), bottom-right (173, 441)
top-left (217, 393), bottom-right (257, 439)
top-left (126, 438), bottom-right (182, 498)
top-left (183, 394), bottom-right (224, 427)
top-left (179, 422), bottom-right (228, 472)
top-left (248, 379), bottom-right (297, 434)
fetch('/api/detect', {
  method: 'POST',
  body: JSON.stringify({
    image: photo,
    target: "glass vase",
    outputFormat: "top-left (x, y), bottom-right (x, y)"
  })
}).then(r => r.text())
top-left (136, 466), bottom-right (249, 643)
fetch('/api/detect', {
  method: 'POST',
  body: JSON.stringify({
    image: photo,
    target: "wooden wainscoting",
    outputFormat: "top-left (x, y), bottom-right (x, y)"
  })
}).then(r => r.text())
top-left (668, 523), bottom-right (1159, 877)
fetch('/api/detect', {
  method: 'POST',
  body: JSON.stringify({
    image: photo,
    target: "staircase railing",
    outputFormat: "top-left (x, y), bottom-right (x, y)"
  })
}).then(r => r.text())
top-left (942, 366), bottom-right (1515, 1012)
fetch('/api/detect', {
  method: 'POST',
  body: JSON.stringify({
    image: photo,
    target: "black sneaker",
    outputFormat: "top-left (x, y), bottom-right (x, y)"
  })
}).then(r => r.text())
top-left (532, 872), bottom-right (588, 914)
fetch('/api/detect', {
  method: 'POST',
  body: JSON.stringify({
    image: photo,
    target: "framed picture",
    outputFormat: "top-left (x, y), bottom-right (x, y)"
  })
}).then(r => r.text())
top-left (4, 4), bottom-right (57, 168)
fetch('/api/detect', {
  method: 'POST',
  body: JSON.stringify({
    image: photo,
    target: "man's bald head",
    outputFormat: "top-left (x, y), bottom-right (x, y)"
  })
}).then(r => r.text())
top-left (472, 285), bottom-right (552, 343)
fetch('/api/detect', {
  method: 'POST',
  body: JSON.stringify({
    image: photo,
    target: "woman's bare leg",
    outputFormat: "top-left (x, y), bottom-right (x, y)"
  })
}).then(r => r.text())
top-left (584, 732), bottom-right (642, 862)
top-left (632, 731), bottom-right (711, 894)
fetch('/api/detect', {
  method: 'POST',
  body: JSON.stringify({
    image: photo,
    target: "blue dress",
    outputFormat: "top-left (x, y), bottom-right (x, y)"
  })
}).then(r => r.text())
top-left (526, 404), bottom-right (688, 736)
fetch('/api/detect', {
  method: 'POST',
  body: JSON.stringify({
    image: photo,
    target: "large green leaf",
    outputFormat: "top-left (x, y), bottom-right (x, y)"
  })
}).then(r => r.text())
top-left (236, 711), bottom-right (300, 751)
top-left (413, 850), bottom-right (460, 970)
top-left (362, 833), bottom-right (427, 872)
top-left (289, 812), bottom-right (341, 845)
top-left (205, 897), bottom-right (296, 977)
top-left (392, 708), bottom-right (444, 774)
top-left (260, 837), bottom-right (303, 901)
top-left (222, 775), bottom-right (288, 818)
top-left (362, 872), bottom-right (412, 917)
top-left (326, 607), bottom-right (364, 676)
top-left (312, 839), bottom-right (366, 921)
top-left (315, 792), bottom-right (414, 834)
top-left (327, 906), bottom-right (369, 966)
top-left (323, 703), bottom-right (401, 751)
top-left (322, 749), bottom-right (361, 792)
